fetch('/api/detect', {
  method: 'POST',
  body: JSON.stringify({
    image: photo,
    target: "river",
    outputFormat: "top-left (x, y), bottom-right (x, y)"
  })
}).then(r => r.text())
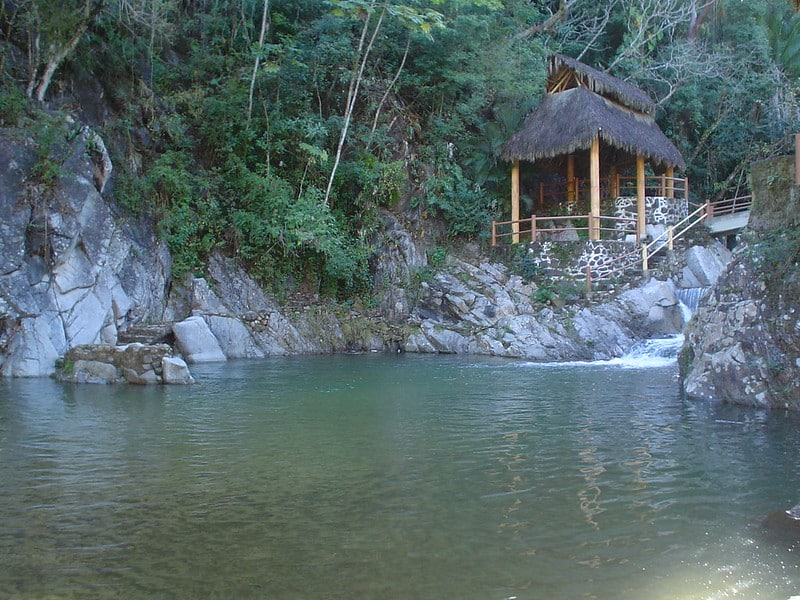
top-left (1, 350), bottom-right (799, 599)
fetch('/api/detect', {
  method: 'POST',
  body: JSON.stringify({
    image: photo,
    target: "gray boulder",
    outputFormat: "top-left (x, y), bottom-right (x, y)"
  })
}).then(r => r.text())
top-left (680, 242), bottom-right (732, 288)
top-left (162, 356), bottom-right (194, 384)
top-left (172, 316), bottom-right (227, 363)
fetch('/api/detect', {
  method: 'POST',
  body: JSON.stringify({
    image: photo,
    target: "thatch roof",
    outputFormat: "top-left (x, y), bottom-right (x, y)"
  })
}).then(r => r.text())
top-left (501, 86), bottom-right (686, 170)
top-left (547, 54), bottom-right (656, 116)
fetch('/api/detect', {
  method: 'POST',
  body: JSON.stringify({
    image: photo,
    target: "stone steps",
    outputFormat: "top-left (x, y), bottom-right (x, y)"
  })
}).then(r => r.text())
top-left (117, 323), bottom-right (175, 345)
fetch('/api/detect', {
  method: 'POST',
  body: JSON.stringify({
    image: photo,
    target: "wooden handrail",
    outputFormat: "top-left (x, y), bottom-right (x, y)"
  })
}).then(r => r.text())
top-left (641, 203), bottom-right (707, 271)
top-left (491, 214), bottom-right (637, 246)
top-left (707, 194), bottom-right (752, 218)
top-left (617, 176), bottom-right (688, 200)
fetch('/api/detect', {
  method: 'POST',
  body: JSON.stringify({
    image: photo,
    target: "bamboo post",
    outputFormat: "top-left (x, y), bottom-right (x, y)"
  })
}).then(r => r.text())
top-left (539, 182), bottom-right (544, 212)
top-left (585, 266), bottom-right (592, 298)
top-left (667, 226), bottom-right (674, 251)
top-left (491, 221), bottom-right (497, 247)
top-left (660, 174), bottom-right (666, 197)
top-left (666, 167), bottom-right (674, 198)
top-left (511, 159), bottom-right (520, 244)
top-left (795, 133), bottom-right (799, 185)
top-left (642, 243), bottom-right (649, 273)
top-left (609, 165), bottom-right (618, 198)
top-left (706, 198), bottom-right (713, 219)
top-left (531, 215), bottom-right (537, 242)
top-left (590, 137), bottom-right (601, 240)
top-left (567, 154), bottom-right (576, 204)
top-left (636, 155), bottom-right (646, 242)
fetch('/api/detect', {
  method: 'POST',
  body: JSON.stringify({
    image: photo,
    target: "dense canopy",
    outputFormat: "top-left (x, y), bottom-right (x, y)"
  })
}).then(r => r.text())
top-left (0, 0), bottom-right (798, 297)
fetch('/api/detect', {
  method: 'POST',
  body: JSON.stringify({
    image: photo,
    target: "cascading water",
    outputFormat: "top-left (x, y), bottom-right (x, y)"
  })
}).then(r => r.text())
top-left (675, 286), bottom-right (708, 317)
top-left (612, 286), bottom-right (710, 368)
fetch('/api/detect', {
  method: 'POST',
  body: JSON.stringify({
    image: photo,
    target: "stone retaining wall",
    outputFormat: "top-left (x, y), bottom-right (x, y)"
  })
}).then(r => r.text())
top-left (614, 196), bottom-right (689, 230)
top-left (55, 343), bottom-right (194, 384)
top-left (527, 240), bottom-right (640, 280)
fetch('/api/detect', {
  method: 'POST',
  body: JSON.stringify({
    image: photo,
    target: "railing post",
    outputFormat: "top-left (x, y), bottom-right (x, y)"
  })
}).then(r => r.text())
top-left (491, 221), bottom-right (496, 247)
top-left (539, 183), bottom-right (544, 212)
top-left (667, 226), bottom-right (674, 251)
top-left (641, 243), bottom-right (649, 273)
top-left (660, 174), bottom-right (666, 197)
top-left (706, 198), bottom-right (713, 219)
top-left (585, 265), bottom-right (592, 298)
top-left (531, 215), bottom-right (537, 242)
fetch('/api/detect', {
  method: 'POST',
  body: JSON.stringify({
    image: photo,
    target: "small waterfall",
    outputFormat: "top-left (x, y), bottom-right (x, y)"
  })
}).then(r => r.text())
top-left (675, 287), bottom-right (708, 316)
top-left (610, 335), bottom-right (685, 368)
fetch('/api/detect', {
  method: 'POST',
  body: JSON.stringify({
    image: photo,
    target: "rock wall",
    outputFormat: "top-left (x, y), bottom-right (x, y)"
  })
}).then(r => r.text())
top-left (614, 196), bottom-right (688, 229)
top-left (0, 128), bottom-right (171, 377)
top-left (680, 156), bottom-right (800, 409)
top-left (406, 257), bottom-right (686, 361)
top-left (55, 343), bottom-right (193, 384)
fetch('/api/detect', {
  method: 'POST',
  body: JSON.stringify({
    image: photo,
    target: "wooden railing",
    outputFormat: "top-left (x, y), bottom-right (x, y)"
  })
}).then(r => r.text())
top-left (531, 175), bottom-right (688, 210)
top-left (491, 214), bottom-right (636, 246)
top-left (617, 175), bottom-right (689, 201)
top-left (490, 190), bottom-right (748, 289)
top-left (641, 203), bottom-right (708, 271)
top-left (706, 194), bottom-right (752, 218)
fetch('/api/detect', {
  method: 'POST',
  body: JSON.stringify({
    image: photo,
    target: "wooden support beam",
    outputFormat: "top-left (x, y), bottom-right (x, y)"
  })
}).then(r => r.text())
top-left (665, 167), bottom-right (674, 198)
top-left (567, 154), bottom-right (575, 204)
top-left (590, 137), bottom-right (600, 240)
top-left (609, 164), bottom-right (618, 199)
top-left (795, 133), bottom-right (800, 185)
top-left (512, 159), bottom-right (520, 244)
top-left (636, 155), bottom-right (646, 242)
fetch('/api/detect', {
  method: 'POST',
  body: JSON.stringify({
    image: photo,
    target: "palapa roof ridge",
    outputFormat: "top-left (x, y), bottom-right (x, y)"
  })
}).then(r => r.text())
top-left (548, 53), bottom-right (656, 116)
top-left (500, 86), bottom-right (685, 170)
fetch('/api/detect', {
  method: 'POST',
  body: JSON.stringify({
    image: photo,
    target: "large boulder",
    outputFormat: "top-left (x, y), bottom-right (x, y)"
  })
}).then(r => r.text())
top-left (679, 242), bottom-right (732, 288)
top-left (172, 316), bottom-right (227, 363)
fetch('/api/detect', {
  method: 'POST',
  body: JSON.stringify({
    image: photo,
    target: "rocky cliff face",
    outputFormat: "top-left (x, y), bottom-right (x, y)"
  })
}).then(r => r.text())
top-left (0, 127), bottom-right (172, 376)
top-left (0, 120), bottom-right (730, 378)
top-left (681, 156), bottom-right (800, 409)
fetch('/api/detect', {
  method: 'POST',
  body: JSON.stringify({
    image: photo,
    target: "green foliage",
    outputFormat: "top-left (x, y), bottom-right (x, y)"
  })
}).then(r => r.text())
top-left (757, 227), bottom-right (800, 286)
top-left (428, 246), bottom-right (447, 268)
top-left (28, 113), bottom-right (73, 191)
top-left (418, 157), bottom-right (498, 238)
top-left (4, 0), bottom-right (798, 299)
top-left (0, 85), bottom-right (28, 127)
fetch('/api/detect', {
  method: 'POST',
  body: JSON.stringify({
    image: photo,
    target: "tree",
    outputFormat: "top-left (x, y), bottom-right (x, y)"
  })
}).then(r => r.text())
top-left (322, 0), bottom-right (445, 207)
top-left (24, 0), bottom-right (105, 101)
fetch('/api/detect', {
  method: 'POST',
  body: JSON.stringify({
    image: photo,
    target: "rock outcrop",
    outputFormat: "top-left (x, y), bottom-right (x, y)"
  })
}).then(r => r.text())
top-left (681, 156), bottom-right (800, 409)
top-left (0, 127), bottom-right (171, 377)
top-left (405, 257), bottom-right (686, 361)
top-left (0, 120), bottom-right (730, 380)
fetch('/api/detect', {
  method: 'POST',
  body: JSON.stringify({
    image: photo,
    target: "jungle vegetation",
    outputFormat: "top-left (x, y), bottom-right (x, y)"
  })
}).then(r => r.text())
top-left (1, 0), bottom-right (799, 299)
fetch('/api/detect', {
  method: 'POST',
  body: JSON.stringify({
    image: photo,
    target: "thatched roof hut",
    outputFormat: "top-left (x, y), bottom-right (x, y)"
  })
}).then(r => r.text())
top-left (502, 55), bottom-right (685, 170)
top-left (500, 54), bottom-right (686, 242)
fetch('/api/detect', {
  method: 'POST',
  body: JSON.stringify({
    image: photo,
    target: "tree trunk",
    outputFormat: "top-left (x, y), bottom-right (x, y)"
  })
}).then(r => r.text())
top-left (247, 0), bottom-right (270, 126)
top-left (323, 3), bottom-right (385, 208)
top-left (28, 0), bottom-right (104, 102)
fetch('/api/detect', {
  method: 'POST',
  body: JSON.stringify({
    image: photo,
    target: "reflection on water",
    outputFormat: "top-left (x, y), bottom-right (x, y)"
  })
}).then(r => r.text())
top-left (0, 354), bottom-right (799, 599)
